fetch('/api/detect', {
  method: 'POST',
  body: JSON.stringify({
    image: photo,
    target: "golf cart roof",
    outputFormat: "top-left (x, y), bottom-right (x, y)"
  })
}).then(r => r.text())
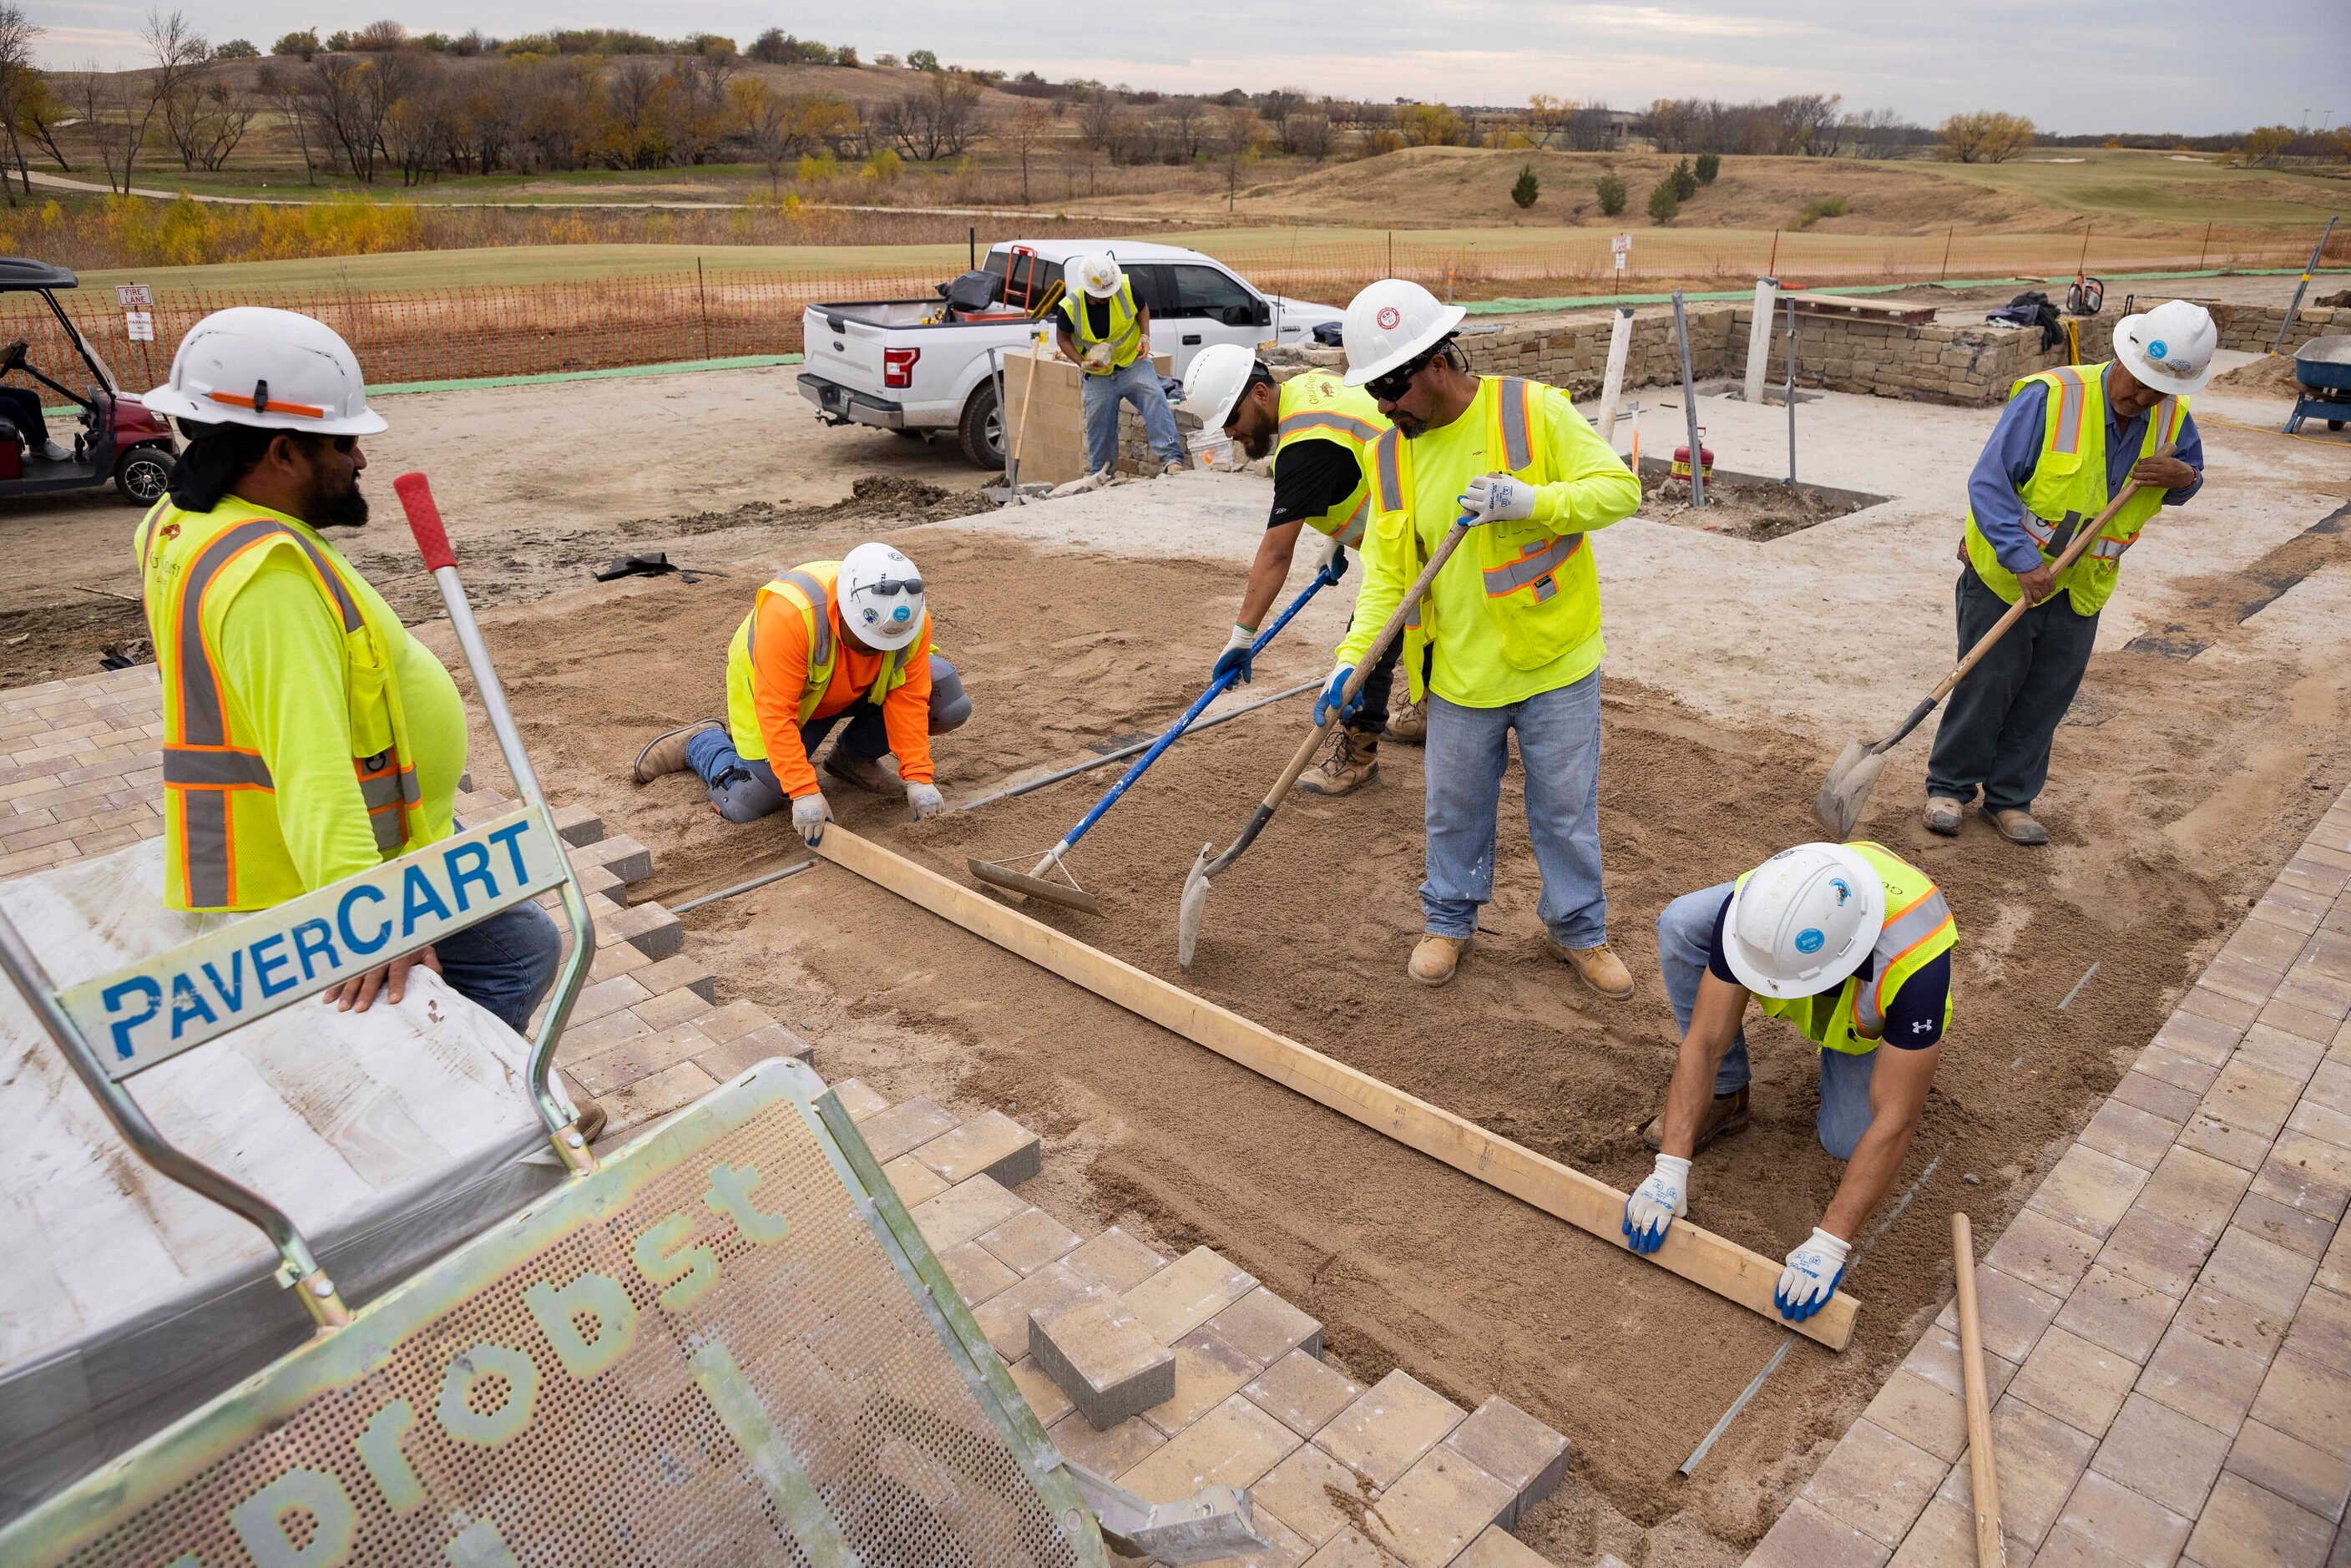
top-left (0, 258), bottom-right (78, 291)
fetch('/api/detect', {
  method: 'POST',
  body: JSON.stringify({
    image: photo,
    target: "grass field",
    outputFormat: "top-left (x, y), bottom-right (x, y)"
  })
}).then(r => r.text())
top-left (1915, 147), bottom-right (2349, 230)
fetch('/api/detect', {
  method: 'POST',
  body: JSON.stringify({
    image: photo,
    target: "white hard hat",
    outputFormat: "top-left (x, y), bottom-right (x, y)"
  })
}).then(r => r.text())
top-left (1341, 278), bottom-right (1466, 387)
top-left (1181, 343), bottom-right (1261, 431)
top-left (838, 542), bottom-right (926, 652)
top-left (2112, 300), bottom-right (2216, 397)
top-left (1720, 843), bottom-right (1887, 1000)
top-left (1073, 252), bottom-right (1124, 299)
top-left (142, 306), bottom-right (386, 436)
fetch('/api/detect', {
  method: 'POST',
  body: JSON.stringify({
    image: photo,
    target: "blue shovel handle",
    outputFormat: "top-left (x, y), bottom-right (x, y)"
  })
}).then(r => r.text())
top-left (1051, 554), bottom-right (1346, 857)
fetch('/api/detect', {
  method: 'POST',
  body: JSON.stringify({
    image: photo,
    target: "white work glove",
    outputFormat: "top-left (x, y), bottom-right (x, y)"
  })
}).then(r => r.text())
top-left (1084, 342), bottom-right (1112, 371)
top-left (1301, 529), bottom-right (1343, 575)
top-left (1621, 1154), bottom-right (1689, 1255)
top-left (1775, 1227), bottom-right (1853, 1323)
top-left (791, 791), bottom-right (832, 847)
top-left (905, 781), bottom-right (946, 821)
top-left (1459, 472), bottom-right (1536, 524)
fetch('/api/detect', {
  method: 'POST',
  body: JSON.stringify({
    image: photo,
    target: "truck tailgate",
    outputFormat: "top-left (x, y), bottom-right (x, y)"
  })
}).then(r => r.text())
top-left (801, 306), bottom-right (892, 393)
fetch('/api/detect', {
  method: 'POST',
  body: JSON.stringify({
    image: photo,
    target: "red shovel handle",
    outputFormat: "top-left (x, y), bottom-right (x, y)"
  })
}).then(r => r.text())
top-left (392, 472), bottom-right (456, 572)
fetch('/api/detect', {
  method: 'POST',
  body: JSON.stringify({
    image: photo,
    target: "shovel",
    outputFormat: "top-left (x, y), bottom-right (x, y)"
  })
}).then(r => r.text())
top-left (968, 549), bottom-right (1350, 913)
top-left (1814, 466), bottom-right (2161, 838)
top-left (1179, 518), bottom-right (1474, 969)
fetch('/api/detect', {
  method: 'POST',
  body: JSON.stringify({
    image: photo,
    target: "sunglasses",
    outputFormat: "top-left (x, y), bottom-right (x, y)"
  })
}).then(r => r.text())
top-left (852, 574), bottom-right (923, 599)
top-left (1365, 349), bottom-right (1439, 403)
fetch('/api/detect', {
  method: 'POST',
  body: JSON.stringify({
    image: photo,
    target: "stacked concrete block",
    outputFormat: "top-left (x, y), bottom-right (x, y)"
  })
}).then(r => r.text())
top-left (1747, 781), bottom-right (2351, 1565)
top-left (1030, 1296), bottom-right (1176, 1429)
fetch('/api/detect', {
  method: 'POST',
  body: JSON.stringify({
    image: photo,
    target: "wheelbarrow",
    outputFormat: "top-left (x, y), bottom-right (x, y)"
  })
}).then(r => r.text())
top-left (2284, 333), bottom-right (2351, 437)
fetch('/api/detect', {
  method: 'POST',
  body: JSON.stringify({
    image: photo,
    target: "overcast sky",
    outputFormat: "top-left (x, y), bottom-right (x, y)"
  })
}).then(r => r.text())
top-left (33, 1), bottom-right (2351, 137)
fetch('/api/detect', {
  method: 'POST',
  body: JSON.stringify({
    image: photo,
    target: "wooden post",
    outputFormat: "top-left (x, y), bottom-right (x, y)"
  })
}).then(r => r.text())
top-left (1953, 1212), bottom-right (2005, 1565)
top-left (810, 826), bottom-right (1861, 1348)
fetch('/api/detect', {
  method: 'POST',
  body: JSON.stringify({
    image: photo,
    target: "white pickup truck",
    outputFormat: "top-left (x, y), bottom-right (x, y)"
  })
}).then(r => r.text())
top-left (796, 239), bottom-right (1348, 468)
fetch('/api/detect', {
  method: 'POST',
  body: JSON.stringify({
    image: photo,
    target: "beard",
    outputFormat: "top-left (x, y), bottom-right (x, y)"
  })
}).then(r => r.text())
top-left (311, 478), bottom-right (370, 529)
top-left (1236, 427), bottom-right (1270, 459)
top-left (1389, 411), bottom-right (1428, 438)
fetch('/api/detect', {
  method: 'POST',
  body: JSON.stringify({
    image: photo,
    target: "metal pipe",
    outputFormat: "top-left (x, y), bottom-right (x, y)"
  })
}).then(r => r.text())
top-left (956, 679), bottom-right (1319, 815)
top-left (1672, 288), bottom-right (1705, 508)
top-left (2272, 216), bottom-right (2338, 356)
top-left (672, 857), bottom-right (818, 915)
top-left (1784, 295), bottom-right (1798, 489)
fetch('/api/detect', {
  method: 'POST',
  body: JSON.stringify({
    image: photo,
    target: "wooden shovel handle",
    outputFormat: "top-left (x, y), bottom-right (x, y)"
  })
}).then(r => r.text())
top-left (1953, 1211), bottom-right (2006, 1566)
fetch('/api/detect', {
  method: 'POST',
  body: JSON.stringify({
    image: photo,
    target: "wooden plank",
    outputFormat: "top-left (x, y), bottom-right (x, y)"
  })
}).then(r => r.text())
top-left (813, 827), bottom-right (1858, 1349)
top-left (1788, 291), bottom-right (1937, 326)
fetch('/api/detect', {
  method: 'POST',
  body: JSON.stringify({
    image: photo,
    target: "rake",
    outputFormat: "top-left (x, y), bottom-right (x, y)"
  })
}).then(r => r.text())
top-left (968, 550), bottom-right (1350, 914)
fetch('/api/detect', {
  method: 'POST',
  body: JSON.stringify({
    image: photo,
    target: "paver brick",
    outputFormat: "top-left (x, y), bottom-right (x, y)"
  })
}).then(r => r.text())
top-left (2182, 1471), bottom-right (2336, 1568)
top-left (586, 941), bottom-right (650, 982)
top-left (2285, 1284), bottom-right (2351, 1377)
top-left (1363, 1446), bottom-right (1516, 1568)
top-left (2141, 1319), bottom-right (2273, 1434)
top-left (880, 1154), bottom-right (948, 1207)
top-left (2288, 1095), bottom-right (2351, 1151)
top-left (978, 1206), bottom-right (1083, 1276)
top-left (2235, 1191), bottom-right (2343, 1262)
top-left (908, 1174), bottom-right (1027, 1253)
top-left (857, 1095), bottom-right (960, 1164)
top-left (594, 1058), bottom-right (715, 1130)
top-left (1065, 1227), bottom-right (1169, 1293)
top-left (569, 1021), bottom-right (715, 1097)
top-left (2202, 1227), bottom-right (2322, 1321)
top-left (1901, 1323), bottom-right (2020, 1407)
top-left (1205, 1287), bottom-right (1323, 1366)
top-left (1120, 1393), bottom-right (1301, 1504)
top-left (596, 900), bottom-right (682, 959)
top-left (829, 1077), bottom-right (891, 1120)
top-left (691, 1022), bottom-right (811, 1081)
top-left (1145, 1326), bottom-right (1262, 1435)
top-left (2248, 1350), bottom-right (2351, 1463)
top-left (1938, 1395), bottom-right (2098, 1548)
top-left (2178, 984), bottom-right (2263, 1034)
top-left (1006, 1355), bottom-right (1073, 1429)
top-left (569, 973), bottom-right (652, 1024)
top-left (2010, 1325), bottom-right (2141, 1437)
top-left (1031, 1295), bottom-right (1176, 1429)
top-left (913, 1109), bottom-right (1043, 1187)
top-left (2225, 1417), bottom-right (2351, 1524)
top-left (2136, 1042), bottom-right (2226, 1097)
top-left (2252, 1134), bottom-right (2351, 1222)
top-left (2135, 1146), bottom-right (2258, 1241)
top-left (936, 1239), bottom-right (1019, 1307)
top-left (2237, 1024), bottom-right (2331, 1083)
top-left (1046, 1408), bottom-right (1165, 1479)
top-left (1253, 1437), bottom-right (1370, 1545)
top-left (1440, 1397), bottom-right (1567, 1528)
top-left (1863, 1368), bottom-right (1971, 1464)
top-left (2092, 1391), bottom-right (2235, 1516)
top-left (1454, 1526), bottom-right (1549, 1566)
top-left (1931, 1262), bottom-right (2060, 1365)
top-left (558, 1008), bottom-right (652, 1060)
top-left (1125, 1246), bottom-right (1258, 1344)
top-left (631, 953), bottom-right (716, 1002)
top-left (1316, 1371), bottom-right (1467, 1491)
top-left (2159, 1009), bottom-right (2251, 1066)
top-left (1806, 1417), bottom-right (1957, 1546)
top-left (973, 1261), bottom-right (1097, 1361)
top-left (2176, 1281), bottom-right (2291, 1366)
top-left (2116, 1070), bottom-right (2205, 1125)
top-left (1986, 1205), bottom-right (2105, 1297)
top-left (2100, 1212), bottom-right (2220, 1302)
top-left (1299, 1526), bottom-right (1406, 1566)
top-left (1744, 1497), bottom-right (1893, 1568)
top-left (1247, 1350), bottom-right (1365, 1440)
top-left (2080, 1096), bottom-right (2185, 1172)
top-left (2050, 1467), bottom-right (2194, 1568)
top-left (1883, 1495), bottom-right (2029, 1568)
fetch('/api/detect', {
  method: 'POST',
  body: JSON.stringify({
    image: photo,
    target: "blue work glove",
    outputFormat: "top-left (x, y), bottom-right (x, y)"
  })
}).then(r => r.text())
top-left (1212, 625), bottom-right (1256, 687)
top-left (1775, 1228), bottom-right (1852, 1322)
top-left (1622, 1154), bottom-right (1689, 1255)
top-left (1313, 664), bottom-right (1362, 727)
top-left (1322, 543), bottom-right (1350, 584)
top-left (1459, 473), bottom-right (1536, 524)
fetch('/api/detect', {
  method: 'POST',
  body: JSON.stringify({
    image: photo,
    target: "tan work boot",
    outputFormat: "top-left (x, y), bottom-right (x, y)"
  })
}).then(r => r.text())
top-left (1298, 729), bottom-right (1380, 796)
top-left (1409, 933), bottom-right (1471, 987)
top-left (824, 747), bottom-right (902, 795)
top-left (1640, 1085), bottom-right (1751, 1153)
top-left (1547, 938), bottom-right (1636, 999)
top-left (633, 719), bottom-right (721, 785)
top-left (1982, 805), bottom-right (2049, 845)
top-left (1924, 795), bottom-right (1964, 836)
top-left (1387, 697), bottom-right (1427, 745)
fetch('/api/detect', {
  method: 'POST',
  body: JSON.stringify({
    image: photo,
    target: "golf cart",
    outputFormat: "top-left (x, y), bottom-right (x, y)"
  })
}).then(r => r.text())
top-left (0, 258), bottom-right (175, 505)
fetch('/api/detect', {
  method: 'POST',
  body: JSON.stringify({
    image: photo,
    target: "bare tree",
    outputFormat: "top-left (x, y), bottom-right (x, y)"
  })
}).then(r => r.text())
top-left (1071, 86), bottom-right (1115, 193)
top-left (73, 67), bottom-right (141, 193)
top-left (310, 53), bottom-right (388, 180)
top-left (17, 67), bottom-right (68, 172)
top-left (1163, 95), bottom-right (1207, 161)
top-left (1003, 98), bottom-right (1050, 203)
top-left (0, 5), bottom-right (39, 200)
top-left (132, 8), bottom-right (210, 185)
top-left (1259, 86), bottom-right (1304, 151)
top-left (1213, 104), bottom-right (1261, 214)
top-left (1844, 107), bottom-right (1913, 160)
top-left (1288, 109), bottom-right (1333, 162)
top-left (879, 68), bottom-right (983, 161)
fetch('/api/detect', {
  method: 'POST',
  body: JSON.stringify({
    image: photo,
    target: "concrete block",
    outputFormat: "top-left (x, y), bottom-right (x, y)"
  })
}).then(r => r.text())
top-left (1203, 1287), bottom-right (1323, 1365)
top-left (2225, 1416), bottom-right (2351, 1524)
top-left (1441, 1397), bottom-right (1568, 1528)
top-left (1802, 1417), bottom-right (1949, 1546)
top-left (1743, 1497), bottom-right (1893, 1568)
top-left (829, 1077), bottom-right (891, 1120)
top-left (2056, 1264), bottom-right (2181, 1362)
top-left (908, 1174), bottom-right (1027, 1253)
top-left (857, 1095), bottom-right (959, 1163)
top-left (1124, 1245), bottom-right (1257, 1344)
top-left (1007, 1355), bottom-right (1073, 1429)
top-left (973, 1261), bottom-right (1096, 1361)
top-left (2182, 1471), bottom-right (2336, 1568)
top-left (977, 1206), bottom-right (1083, 1277)
top-left (1454, 1527), bottom-right (1549, 1567)
top-left (1120, 1392), bottom-right (1302, 1505)
top-left (2091, 1390), bottom-right (2235, 1516)
top-left (1316, 1370), bottom-right (1467, 1490)
top-left (880, 1155), bottom-right (948, 1207)
top-left (2008, 1325), bottom-right (2141, 1438)
top-left (568, 832), bottom-right (652, 885)
top-left (1065, 1227), bottom-right (1167, 1293)
top-left (913, 1109), bottom-right (1042, 1187)
top-left (1363, 1446), bottom-right (1516, 1568)
top-left (936, 1239), bottom-right (1019, 1308)
top-left (1030, 1294), bottom-right (1175, 1429)
top-left (596, 900), bottom-right (682, 960)
top-left (1145, 1326), bottom-right (1261, 1435)
top-left (550, 802), bottom-right (603, 846)
top-left (1247, 1350), bottom-right (1364, 1439)
top-left (2048, 1469), bottom-right (2192, 1568)
top-left (2247, 1350), bottom-right (2351, 1463)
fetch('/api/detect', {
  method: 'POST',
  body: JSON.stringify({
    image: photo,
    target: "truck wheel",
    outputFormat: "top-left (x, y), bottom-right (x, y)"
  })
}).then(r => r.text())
top-left (957, 382), bottom-right (1004, 470)
top-left (115, 445), bottom-right (171, 505)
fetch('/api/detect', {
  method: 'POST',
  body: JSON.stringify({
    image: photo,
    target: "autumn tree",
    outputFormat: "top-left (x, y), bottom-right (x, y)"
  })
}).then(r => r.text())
top-left (1937, 111), bottom-right (2035, 164)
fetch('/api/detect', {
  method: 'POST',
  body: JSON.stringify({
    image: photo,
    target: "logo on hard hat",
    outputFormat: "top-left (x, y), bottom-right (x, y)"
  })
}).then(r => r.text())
top-left (1376, 306), bottom-right (1401, 330)
top-left (2147, 339), bottom-right (2169, 361)
top-left (891, 604), bottom-right (911, 623)
top-left (1795, 928), bottom-right (1826, 954)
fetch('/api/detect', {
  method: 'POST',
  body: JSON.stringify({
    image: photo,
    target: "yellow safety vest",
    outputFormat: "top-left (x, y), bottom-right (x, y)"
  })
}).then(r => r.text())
top-left (1274, 370), bottom-right (1388, 549)
top-left (1366, 377), bottom-right (1599, 703)
top-left (136, 498), bottom-right (426, 912)
top-left (1735, 842), bottom-right (1958, 1056)
top-left (724, 562), bottom-right (915, 763)
top-left (1059, 276), bottom-right (1145, 373)
top-left (1963, 361), bottom-right (2187, 617)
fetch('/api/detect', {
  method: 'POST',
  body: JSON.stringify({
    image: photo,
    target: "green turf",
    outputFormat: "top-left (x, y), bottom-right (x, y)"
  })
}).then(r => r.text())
top-left (1913, 148), bottom-right (2346, 231)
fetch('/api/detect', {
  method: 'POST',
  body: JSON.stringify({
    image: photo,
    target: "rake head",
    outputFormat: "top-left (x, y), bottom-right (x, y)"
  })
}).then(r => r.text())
top-left (967, 849), bottom-right (1101, 915)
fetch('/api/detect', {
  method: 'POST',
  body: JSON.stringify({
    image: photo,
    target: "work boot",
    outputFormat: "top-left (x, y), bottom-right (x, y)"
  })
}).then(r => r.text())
top-left (1924, 796), bottom-right (1964, 837)
top-left (1387, 697), bottom-right (1427, 745)
top-left (633, 719), bottom-right (720, 785)
top-left (1640, 1086), bottom-right (1751, 1154)
top-left (1161, 458), bottom-right (1189, 476)
top-left (1982, 805), bottom-right (2049, 845)
top-left (824, 746), bottom-right (902, 796)
top-left (1409, 933), bottom-right (1471, 987)
top-left (1546, 938), bottom-right (1636, 1000)
top-left (1298, 729), bottom-right (1379, 796)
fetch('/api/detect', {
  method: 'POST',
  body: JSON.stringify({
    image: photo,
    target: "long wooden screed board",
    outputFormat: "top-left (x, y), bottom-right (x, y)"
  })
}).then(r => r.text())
top-left (816, 827), bottom-right (1858, 1349)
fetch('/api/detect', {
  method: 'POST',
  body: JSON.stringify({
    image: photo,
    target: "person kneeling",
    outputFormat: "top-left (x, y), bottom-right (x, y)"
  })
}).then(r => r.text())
top-left (631, 543), bottom-right (970, 843)
top-left (1622, 842), bottom-right (1956, 1323)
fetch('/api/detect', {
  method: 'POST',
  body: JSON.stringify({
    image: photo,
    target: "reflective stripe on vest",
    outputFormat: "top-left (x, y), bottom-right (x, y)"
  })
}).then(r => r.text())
top-left (1277, 409), bottom-right (1383, 444)
top-left (749, 569), bottom-right (833, 673)
top-left (1851, 886), bottom-right (1957, 1038)
top-left (161, 518), bottom-right (410, 907)
top-left (1373, 428), bottom-right (1403, 513)
top-left (1332, 497), bottom-right (1368, 549)
top-left (1497, 377), bottom-right (1535, 470)
top-left (2046, 365), bottom-right (2089, 456)
top-left (1484, 533), bottom-right (1583, 602)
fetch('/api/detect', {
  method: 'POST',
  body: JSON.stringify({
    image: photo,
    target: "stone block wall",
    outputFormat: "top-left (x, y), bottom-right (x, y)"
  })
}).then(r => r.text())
top-left (1456, 303), bottom-right (1738, 397)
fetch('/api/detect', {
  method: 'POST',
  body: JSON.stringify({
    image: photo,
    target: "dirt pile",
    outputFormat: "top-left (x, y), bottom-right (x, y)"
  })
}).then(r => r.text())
top-left (1640, 472), bottom-right (1869, 542)
top-left (2212, 352), bottom-right (2306, 397)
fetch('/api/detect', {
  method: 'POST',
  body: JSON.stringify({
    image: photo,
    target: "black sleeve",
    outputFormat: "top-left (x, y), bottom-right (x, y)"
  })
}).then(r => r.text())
top-left (1880, 950), bottom-right (1951, 1050)
top-left (1268, 438), bottom-right (1363, 529)
top-left (1706, 893), bottom-right (1739, 984)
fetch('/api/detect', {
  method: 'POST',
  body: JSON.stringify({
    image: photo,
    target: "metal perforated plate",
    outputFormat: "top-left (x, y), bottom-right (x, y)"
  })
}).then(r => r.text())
top-left (1, 1060), bottom-right (1099, 1566)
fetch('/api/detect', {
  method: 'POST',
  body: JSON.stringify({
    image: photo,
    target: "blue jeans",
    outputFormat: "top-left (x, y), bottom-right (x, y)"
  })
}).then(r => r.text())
top-left (435, 901), bottom-right (563, 1035)
top-left (1081, 359), bottom-right (1186, 473)
top-left (1656, 882), bottom-right (1877, 1159)
top-left (685, 657), bottom-right (971, 824)
top-left (1420, 670), bottom-right (1605, 947)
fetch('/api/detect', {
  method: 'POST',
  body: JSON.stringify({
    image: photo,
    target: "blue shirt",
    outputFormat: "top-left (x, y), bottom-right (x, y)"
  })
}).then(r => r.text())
top-left (1969, 379), bottom-right (2205, 575)
top-left (1707, 893), bottom-right (1948, 1050)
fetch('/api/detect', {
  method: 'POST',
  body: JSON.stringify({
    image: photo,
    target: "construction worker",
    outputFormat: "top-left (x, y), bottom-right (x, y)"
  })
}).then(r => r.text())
top-left (1055, 252), bottom-right (1186, 478)
top-left (631, 544), bottom-right (970, 842)
top-left (1924, 300), bottom-right (2210, 845)
top-left (134, 306), bottom-right (562, 1034)
top-left (1180, 342), bottom-right (1421, 795)
top-left (1327, 279), bottom-right (1643, 993)
top-left (1625, 842), bottom-right (1956, 1323)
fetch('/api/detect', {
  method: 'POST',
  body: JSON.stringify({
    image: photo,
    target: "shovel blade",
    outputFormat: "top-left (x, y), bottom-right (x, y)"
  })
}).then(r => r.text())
top-left (1813, 740), bottom-right (1887, 840)
top-left (967, 856), bottom-right (1102, 915)
top-left (1176, 843), bottom-right (1214, 970)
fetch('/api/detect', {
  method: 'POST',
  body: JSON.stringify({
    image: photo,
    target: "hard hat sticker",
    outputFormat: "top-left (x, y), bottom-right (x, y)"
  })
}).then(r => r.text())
top-left (1795, 928), bottom-right (1826, 954)
top-left (2148, 339), bottom-right (2169, 360)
